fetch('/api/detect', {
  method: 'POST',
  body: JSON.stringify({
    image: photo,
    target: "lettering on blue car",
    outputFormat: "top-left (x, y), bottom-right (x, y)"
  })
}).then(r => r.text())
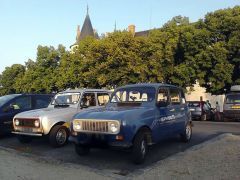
top-left (151, 115), bottom-right (176, 129)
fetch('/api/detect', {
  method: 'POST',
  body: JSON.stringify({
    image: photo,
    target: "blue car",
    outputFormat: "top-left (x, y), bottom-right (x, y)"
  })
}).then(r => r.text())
top-left (70, 83), bottom-right (192, 164)
top-left (0, 94), bottom-right (53, 135)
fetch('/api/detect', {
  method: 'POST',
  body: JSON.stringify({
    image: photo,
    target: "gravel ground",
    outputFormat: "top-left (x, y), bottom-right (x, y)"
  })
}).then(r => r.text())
top-left (0, 133), bottom-right (239, 180)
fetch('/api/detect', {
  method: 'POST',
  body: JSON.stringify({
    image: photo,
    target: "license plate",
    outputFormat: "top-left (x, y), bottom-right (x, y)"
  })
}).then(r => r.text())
top-left (231, 105), bottom-right (240, 109)
top-left (190, 108), bottom-right (195, 111)
top-left (20, 127), bottom-right (33, 133)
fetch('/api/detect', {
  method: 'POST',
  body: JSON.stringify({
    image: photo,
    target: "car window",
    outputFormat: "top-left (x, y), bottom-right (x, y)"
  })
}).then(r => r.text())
top-left (226, 94), bottom-right (240, 104)
top-left (157, 88), bottom-right (169, 107)
top-left (12, 96), bottom-right (31, 110)
top-left (188, 102), bottom-right (200, 107)
top-left (52, 93), bottom-right (80, 105)
top-left (0, 94), bottom-right (20, 107)
top-left (170, 88), bottom-right (181, 105)
top-left (35, 96), bottom-right (51, 109)
top-left (110, 87), bottom-right (155, 103)
top-left (82, 93), bottom-right (96, 107)
top-left (97, 93), bottom-right (110, 106)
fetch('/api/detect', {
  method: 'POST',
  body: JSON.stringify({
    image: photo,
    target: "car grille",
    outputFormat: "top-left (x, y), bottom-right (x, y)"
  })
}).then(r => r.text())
top-left (82, 120), bottom-right (109, 133)
top-left (15, 118), bottom-right (38, 127)
top-left (73, 119), bottom-right (120, 134)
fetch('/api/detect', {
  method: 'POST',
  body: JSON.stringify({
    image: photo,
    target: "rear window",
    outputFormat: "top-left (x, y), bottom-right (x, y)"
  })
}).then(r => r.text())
top-left (226, 94), bottom-right (240, 104)
top-left (188, 102), bottom-right (200, 107)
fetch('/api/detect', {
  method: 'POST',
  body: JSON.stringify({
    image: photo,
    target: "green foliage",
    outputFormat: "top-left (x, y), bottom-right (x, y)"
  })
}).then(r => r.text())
top-left (0, 64), bottom-right (25, 95)
top-left (0, 6), bottom-right (240, 95)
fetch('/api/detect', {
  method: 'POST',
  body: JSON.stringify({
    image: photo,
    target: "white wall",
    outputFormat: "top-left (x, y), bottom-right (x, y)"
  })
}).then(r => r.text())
top-left (185, 83), bottom-right (225, 112)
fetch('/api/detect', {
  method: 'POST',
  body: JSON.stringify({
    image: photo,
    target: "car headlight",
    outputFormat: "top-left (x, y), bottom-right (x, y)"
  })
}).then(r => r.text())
top-left (34, 120), bottom-right (40, 128)
top-left (73, 120), bottom-right (82, 131)
top-left (15, 119), bottom-right (20, 126)
top-left (108, 122), bottom-right (119, 133)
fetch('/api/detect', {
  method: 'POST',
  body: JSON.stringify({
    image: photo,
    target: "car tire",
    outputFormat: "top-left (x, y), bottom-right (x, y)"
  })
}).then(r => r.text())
top-left (75, 144), bottom-right (90, 156)
top-left (201, 113), bottom-right (207, 121)
top-left (181, 123), bottom-right (192, 142)
top-left (49, 125), bottom-right (69, 148)
top-left (17, 135), bottom-right (32, 143)
top-left (132, 129), bottom-right (148, 164)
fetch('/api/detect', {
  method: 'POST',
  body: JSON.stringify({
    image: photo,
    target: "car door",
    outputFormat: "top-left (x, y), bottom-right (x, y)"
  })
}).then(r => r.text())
top-left (2, 95), bottom-right (32, 130)
top-left (169, 88), bottom-right (185, 134)
top-left (153, 87), bottom-right (172, 141)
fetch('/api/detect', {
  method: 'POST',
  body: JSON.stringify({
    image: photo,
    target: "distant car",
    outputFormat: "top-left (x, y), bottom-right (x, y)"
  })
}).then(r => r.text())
top-left (70, 83), bottom-right (192, 164)
top-left (12, 89), bottom-right (111, 147)
top-left (223, 85), bottom-right (240, 121)
top-left (0, 94), bottom-right (53, 134)
top-left (188, 101), bottom-right (213, 121)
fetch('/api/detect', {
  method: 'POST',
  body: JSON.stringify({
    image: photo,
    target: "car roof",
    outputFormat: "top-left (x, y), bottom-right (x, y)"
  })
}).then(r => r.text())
top-left (59, 89), bottom-right (111, 94)
top-left (116, 83), bottom-right (180, 89)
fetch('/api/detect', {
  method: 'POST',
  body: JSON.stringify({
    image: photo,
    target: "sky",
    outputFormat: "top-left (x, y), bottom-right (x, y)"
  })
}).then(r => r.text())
top-left (0, 0), bottom-right (239, 73)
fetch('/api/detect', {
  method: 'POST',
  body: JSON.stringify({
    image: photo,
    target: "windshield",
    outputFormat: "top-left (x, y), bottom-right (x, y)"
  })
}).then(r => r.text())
top-left (52, 92), bottom-right (81, 105)
top-left (188, 102), bottom-right (201, 107)
top-left (110, 87), bottom-right (156, 103)
top-left (226, 94), bottom-right (240, 104)
top-left (0, 94), bottom-right (20, 107)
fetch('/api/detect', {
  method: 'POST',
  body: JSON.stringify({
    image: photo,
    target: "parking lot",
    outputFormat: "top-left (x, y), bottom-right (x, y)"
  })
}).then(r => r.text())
top-left (0, 121), bottom-right (240, 177)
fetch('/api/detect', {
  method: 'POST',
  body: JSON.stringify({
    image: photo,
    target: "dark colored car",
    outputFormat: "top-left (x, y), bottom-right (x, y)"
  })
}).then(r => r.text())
top-left (69, 83), bottom-right (192, 164)
top-left (0, 94), bottom-right (53, 134)
top-left (188, 101), bottom-right (213, 121)
top-left (223, 92), bottom-right (240, 121)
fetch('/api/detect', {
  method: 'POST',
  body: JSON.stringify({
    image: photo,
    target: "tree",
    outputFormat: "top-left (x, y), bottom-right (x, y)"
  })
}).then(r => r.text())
top-left (0, 64), bottom-right (25, 95)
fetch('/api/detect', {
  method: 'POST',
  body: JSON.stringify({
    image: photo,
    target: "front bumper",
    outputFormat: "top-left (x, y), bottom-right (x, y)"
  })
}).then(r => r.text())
top-left (12, 131), bottom-right (43, 136)
top-left (223, 110), bottom-right (240, 120)
top-left (69, 133), bottom-right (132, 149)
top-left (13, 126), bottom-right (43, 136)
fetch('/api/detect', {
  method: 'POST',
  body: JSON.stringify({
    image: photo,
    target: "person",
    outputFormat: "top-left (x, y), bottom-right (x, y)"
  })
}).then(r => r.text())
top-left (206, 100), bottom-right (211, 109)
top-left (215, 101), bottom-right (221, 121)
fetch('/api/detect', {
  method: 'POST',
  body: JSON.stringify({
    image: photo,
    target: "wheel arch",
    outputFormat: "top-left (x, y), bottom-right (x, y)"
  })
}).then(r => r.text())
top-left (132, 126), bottom-right (152, 145)
top-left (48, 121), bottom-right (68, 135)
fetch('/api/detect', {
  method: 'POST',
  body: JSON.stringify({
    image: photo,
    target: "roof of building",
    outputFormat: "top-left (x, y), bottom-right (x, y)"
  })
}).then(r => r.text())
top-left (135, 30), bottom-right (150, 37)
top-left (78, 13), bottom-right (94, 41)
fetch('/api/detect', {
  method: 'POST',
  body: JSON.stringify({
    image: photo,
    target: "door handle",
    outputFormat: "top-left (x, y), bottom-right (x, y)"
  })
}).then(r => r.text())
top-left (169, 108), bottom-right (175, 112)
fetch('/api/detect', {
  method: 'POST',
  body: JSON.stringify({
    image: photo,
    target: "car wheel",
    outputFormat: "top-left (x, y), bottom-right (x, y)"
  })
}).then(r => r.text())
top-left (17, 135), bottom-right (32, 143)
top-left (132, 130), bottom-right (148, 164)
top-left (181, 123), bottom-right (192, 142)
top-left (75, 144), bottom-right (90, 156)
top-left (49, 125), bottom-right (69, 148)
top-left (201, 113), bottom-right (207, 121)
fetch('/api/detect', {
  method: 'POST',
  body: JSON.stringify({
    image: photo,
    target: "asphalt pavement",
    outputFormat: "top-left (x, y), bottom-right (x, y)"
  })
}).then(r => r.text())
top-left (0, 121), bottom-right (239, 177)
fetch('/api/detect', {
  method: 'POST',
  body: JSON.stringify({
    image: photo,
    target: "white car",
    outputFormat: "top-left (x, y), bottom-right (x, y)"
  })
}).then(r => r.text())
top-left (12, 89), bottom-right (111, 147)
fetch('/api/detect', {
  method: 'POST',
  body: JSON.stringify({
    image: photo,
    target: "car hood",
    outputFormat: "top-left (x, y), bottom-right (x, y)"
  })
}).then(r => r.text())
top-left (14, 107), bottom-right (77, 119)
top-left (74, 106), bottom-right (154, 121)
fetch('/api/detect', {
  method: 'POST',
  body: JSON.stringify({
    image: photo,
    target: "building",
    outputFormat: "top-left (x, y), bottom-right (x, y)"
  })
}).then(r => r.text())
top-left (70, 7), bottom-right (99, 51)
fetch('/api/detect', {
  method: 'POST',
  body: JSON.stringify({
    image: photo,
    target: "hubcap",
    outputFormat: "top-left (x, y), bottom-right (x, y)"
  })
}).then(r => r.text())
top-left (186, 125), bottom-right (191, 139)
top-left (56, 129), bottom-right (67, 145)
top-left (141, 140), bottom-right (146, 156)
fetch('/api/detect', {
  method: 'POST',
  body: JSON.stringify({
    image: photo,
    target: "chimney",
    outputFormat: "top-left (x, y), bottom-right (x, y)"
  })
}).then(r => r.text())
top-left (76, 25), bottom-right (81, 41)
top-left (128, 24), bottom-right (135, 36)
